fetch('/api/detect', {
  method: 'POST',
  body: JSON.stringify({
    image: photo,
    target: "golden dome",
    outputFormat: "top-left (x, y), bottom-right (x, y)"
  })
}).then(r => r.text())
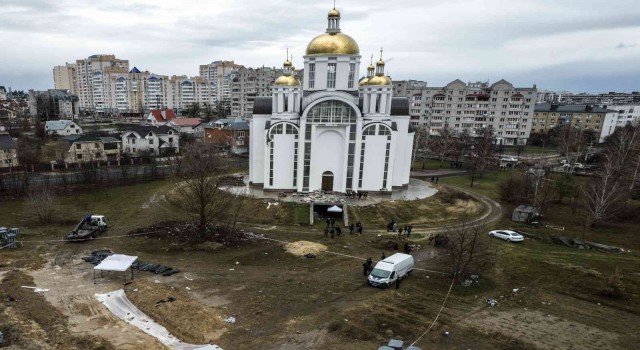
top-left (283, 59), bottom-right (292, 67)
top-left (367, 75), bottom-right (392, 86)
top-left (328, 9), bottom-right (340, 17)
top-left (306, 32), bottom-right (360, 55)
top-left (359, 77), bottom-right (369, 86)
top-left (377, 59), bottom-right (385, 66)
top-left (275, 75), bottom-right (300, 86)
top-left (368, 64), bottom-right (375, 70)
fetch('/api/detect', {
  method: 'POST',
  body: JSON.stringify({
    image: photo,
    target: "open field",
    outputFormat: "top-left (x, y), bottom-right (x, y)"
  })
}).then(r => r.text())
top-left (1, 173), bottom-right (640, 349)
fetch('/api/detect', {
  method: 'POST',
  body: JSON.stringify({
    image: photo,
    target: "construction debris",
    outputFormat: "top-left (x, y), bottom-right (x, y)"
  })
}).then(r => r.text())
top-left (224, 316), bottom-right (236, 324)
top-left (21, 286), bottom-right (49, 293)
top-left (551, 236), bottom-right (624, 252)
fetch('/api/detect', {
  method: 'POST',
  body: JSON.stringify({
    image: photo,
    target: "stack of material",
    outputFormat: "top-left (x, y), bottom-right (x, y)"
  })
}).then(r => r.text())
top-left (83, 250), bottom-right (180, 276)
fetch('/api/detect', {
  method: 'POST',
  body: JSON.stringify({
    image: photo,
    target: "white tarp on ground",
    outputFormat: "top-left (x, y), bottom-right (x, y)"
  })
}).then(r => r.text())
top-left (94, 254), bottom-right (138, 272)
top-left (95, 289), bottom-right (222, 350)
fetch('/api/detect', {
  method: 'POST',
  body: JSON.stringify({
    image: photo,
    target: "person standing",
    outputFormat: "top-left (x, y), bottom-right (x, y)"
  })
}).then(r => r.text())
top-left (395, 276), bottom-right (401, 289)
top-left (381, 252), bottom-right (386, 260)
top-left (398, 226), bottom-right (404, 236)
top-left (349, 223), bottom-right (354, 234)
top-left (357, 224), bottom-right (363, 235)
top-left (336, 226), bottom-right (342, 236)
top-left (404, 242), bottom-right (412, 254)
top-left (407, 225), bottom-right (413, 237)
top-left (330, 217), bottom-right (335, 228)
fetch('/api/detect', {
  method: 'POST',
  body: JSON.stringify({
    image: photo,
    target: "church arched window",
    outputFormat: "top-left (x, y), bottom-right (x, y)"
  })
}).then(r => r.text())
top-left (267, 122), bottom-right (299, 187)
top-left (307, 100), bottom-right (357, 124)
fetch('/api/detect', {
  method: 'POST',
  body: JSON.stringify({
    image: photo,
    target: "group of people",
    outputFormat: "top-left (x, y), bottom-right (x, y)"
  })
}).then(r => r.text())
top-left (430, 176), bottom-right (440, 183)
top-left (345, 191), bottom-right (369, 200)
top-left (386, 220), bottom-right (413, 238)
top-left (324, 218), bottom-right (363, 238)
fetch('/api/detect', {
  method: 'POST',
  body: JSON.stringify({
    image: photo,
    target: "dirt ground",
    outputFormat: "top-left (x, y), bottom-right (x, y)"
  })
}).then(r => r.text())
top-left (2, 179), bottom-right (640, 349)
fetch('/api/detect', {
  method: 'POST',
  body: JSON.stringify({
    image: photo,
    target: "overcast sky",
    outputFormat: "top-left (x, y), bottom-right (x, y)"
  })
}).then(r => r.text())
top-left (2, 0), bottom-right (640, 93)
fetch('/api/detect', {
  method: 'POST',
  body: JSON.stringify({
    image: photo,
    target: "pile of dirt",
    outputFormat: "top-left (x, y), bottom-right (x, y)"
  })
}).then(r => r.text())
top-left (127, 279), bottom-right (227, 344)
top-left (128, 220), bottom-right (255, 247)
top-left (284, 241), bottom-right (327, 257)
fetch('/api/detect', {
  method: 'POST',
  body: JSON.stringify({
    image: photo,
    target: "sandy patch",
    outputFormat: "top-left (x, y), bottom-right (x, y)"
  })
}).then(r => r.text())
top-left (284, 241), bottom-right (327, 256)
top-left (463, 309), bottom-right (619, 350)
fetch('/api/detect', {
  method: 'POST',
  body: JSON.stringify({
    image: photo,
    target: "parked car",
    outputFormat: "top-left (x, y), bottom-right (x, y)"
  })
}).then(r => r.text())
top-left (500, 157), bottom-right (518, 162)
top-left (488, 229), bottom-right (524, 242)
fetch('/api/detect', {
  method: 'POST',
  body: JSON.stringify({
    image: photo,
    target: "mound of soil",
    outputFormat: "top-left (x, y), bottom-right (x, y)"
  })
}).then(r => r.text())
top-left (127, 279), bottom-right (227, 344)
top-left (128, 221), bottom-right (254, 247)
top-left (284, 241), bottom-right (327, 256)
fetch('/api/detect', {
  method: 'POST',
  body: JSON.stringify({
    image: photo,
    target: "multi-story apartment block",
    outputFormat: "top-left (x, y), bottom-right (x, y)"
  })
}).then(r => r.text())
top-left (394, 79), bottom-right (537, 145)
top-left (199, 60), bottom-right (241, 102)
top-left (536, 90), bottom-right (572, 104)
top-left (559, 92), bottom-right (640, 105)
top-left (230, 66), bottom-right (283, 117)
top-left (74, 54), bottom-right (129, 112)
top-left (532, 104), bottom-right (618, 143)
top-left (53, 63), bottom-right (77, 93)
top-left (600, 104), bottom-right (640, 128)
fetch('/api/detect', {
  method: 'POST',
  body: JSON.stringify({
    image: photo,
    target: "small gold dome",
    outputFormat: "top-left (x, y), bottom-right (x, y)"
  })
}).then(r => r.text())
top-left (275, 75), bottom-right (300, 86)
top-left (367, 75), bottom-right (392, 86)
top-left (359, 77), bottom-right (369, 86)
top-left (328, 9), bottom-right (340, 17)
top-left (368, 64), bottom-right (375, 70)
top-left (306, 32), bottom-right (360, 55)
top-left (283, 59), bottom-right (292, 67)
top-left (377, 59), bottom-right (385, 66)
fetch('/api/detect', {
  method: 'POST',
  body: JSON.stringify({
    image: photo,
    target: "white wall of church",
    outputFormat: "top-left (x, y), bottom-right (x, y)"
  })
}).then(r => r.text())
top-left (249, 115), bottom-right (268, 185)
top-left (310, 128), bottom-right (346, 192)
top-left (361, 135), bottom-right (387, 191)
top-left (270, 134), bottom-right (296, 189)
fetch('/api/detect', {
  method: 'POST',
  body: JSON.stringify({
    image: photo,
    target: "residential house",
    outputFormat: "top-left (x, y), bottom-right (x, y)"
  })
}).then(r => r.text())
top-left (203, 117), bottom-right (249, 154)
top-left (168, 118), bottom-right (203, 134)
top-left (147, 109), bottom-right (177, 126)
top-left (121, 125), bottom-right (180, 157)
top-left (0, 107), bottom-right (17, 125)
top-left (0, 86), bottom-right (7, 100)
top-left (45, 120), bottom-right (83, 136)
top-left (60, 135), bottom-right (112, 163)
top-left (100, 137), bottom-right (122, 162)
top-left (0, 133), bottom-right (18, 168)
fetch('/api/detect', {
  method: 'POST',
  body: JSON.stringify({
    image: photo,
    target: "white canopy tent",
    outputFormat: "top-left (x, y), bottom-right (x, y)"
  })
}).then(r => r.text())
top-left (327, 205), bottom-right (343, 213)
top-left (94, 254), bottom-right (138, 284)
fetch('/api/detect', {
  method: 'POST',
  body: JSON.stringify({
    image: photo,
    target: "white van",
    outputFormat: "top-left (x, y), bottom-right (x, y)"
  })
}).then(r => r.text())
top-left (90, 215), bottom-right (108, 228)
top-left (367, 253), bottom-right (414, 288)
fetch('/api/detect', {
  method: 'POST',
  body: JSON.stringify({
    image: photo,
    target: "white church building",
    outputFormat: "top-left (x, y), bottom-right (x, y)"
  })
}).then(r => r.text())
top-left (249, 8), bottom-right (414, 193)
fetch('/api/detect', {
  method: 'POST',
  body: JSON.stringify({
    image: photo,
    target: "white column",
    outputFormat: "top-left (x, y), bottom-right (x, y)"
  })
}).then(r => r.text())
top-left (379, 92), bottom-right (387, 114)
top-left (288, 91), bottom-right (294, 113)
top-left (278, 92), bottom-right (284, 113)
top-left (352, 118), bottom-right (363, 189)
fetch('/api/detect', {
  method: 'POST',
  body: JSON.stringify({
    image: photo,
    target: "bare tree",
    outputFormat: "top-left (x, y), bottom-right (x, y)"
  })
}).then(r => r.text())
top-left (165, 143), bottom-right (237, 236)
top-left (467, 128), bottom-right (495, 187)
top-left (411, 125), bottom-right (434, 169)
top-left (446, 221), bottom-right (495, 279)
top-left (434, 127), bottom-right (457, 167)
top-left (24, 185), bottom-right (56, 224)
top-left (582, 152), bottom-right (627, 225)
top-left (556, 126), bottom-right (591, 172)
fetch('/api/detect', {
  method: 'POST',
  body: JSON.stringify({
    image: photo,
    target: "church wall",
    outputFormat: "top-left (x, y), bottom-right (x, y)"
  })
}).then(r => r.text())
top-left (310, 128), bottom-right (346, 192)
top-left (270, 134), bottom-right (296, 189)
top-left (360, 135), bottom-right (387, 191)
top-left (249, 115), bottom-right (268, 185)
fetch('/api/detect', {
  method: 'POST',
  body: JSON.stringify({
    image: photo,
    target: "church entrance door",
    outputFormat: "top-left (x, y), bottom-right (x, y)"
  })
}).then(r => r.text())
top-left (321, 171), bottom-right (334, 192)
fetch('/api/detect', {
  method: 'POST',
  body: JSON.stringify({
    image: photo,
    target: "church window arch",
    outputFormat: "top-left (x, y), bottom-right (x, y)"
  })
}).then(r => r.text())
top-left (307, 100), bottom-right (357, 124)
top-left (267, 122), bottom-right (299, 187)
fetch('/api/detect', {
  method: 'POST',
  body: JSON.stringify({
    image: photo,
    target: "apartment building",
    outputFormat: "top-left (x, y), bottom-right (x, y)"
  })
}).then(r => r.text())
top-left (394, 79), bottom-right (537, 145)
top-left (74, 55), bottom-right (129, 112)
top-left (28, 89), bottom-right (80, 120)
top-left (230, 66), bottom-right (283, 117)
top-left (559, 92), bottom-right (640, 105)
top-left (532, 104), bottom-right (618, 143)
top-left (199, 60), bottom-right (241, 102)
top-left (600, 104), bottom-right (640, 128)
top-left (53, 63), bottom-right (77, 93)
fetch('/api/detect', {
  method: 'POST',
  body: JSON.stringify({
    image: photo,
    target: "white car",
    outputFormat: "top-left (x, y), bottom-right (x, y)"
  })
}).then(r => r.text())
top-left (500, 157), bottom-right (517, 162)
top-left (488, 229), bottom-right (524, 242)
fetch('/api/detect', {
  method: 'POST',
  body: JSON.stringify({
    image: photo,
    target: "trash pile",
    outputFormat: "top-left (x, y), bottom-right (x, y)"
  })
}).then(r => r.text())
top-left (486, 298), bottom-right (498, 307)
top-left (82, 250), bottom-right (180, 276)
top-left (298, 191), bottom-right (347, 204)
top-left (551, 236), bottom-right (625, 253)
top-left (461, 274), bottom-right (480, 287)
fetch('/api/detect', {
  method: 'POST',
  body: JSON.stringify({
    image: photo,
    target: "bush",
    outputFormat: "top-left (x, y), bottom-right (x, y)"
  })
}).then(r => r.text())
top-left (602, 267), bottom-right (624, 299)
